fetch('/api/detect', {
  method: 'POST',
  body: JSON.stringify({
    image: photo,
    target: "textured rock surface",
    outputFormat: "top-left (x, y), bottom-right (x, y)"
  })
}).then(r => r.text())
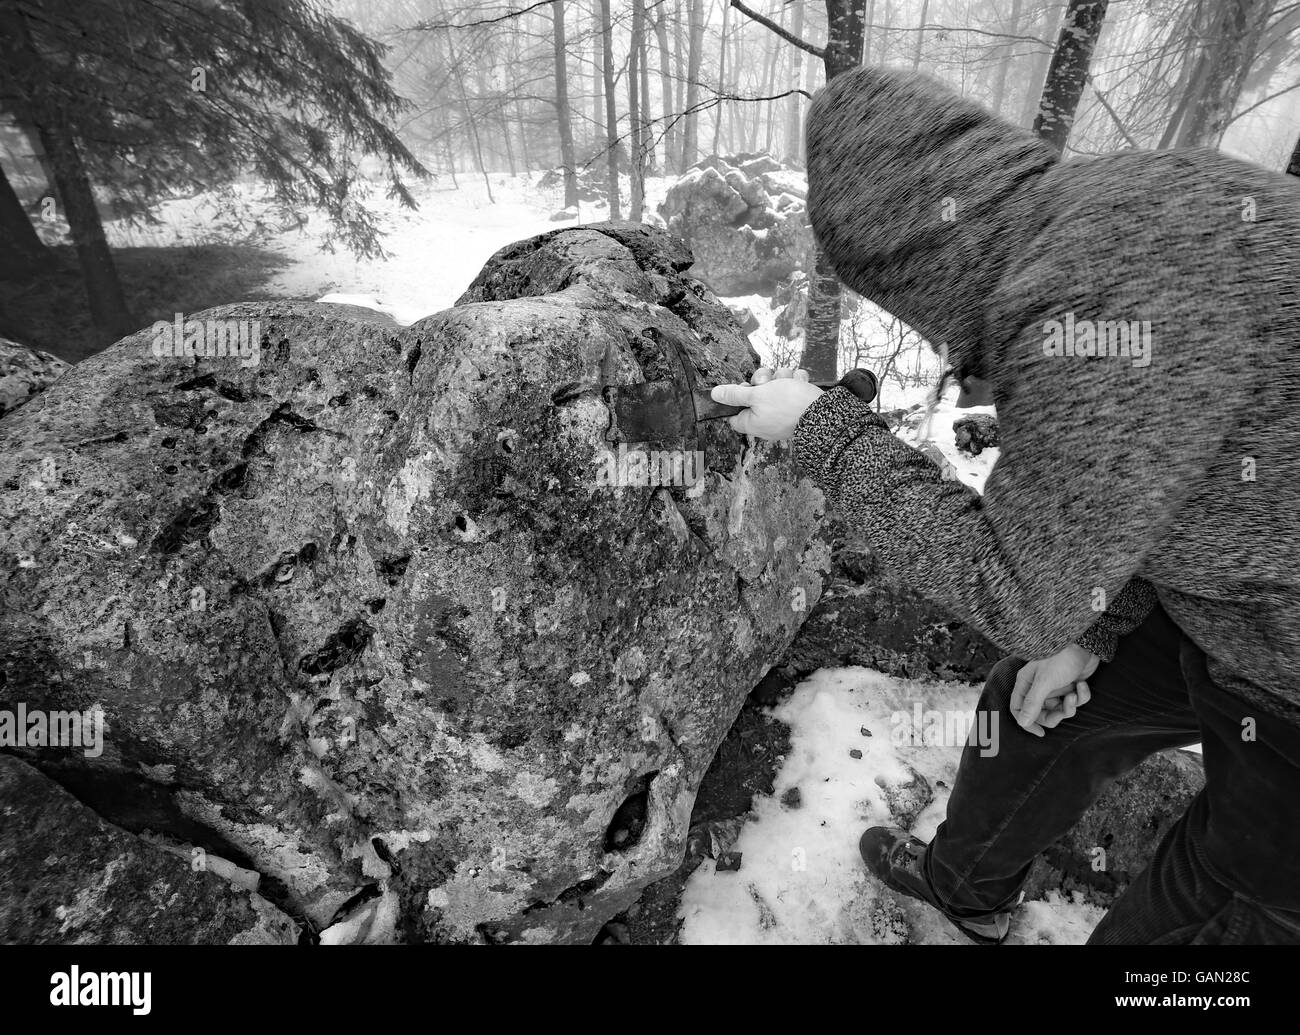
top-left (0, 222), bottom-right (832, 944)
top-left (1024, 749), bottom-right (1205, 908)
top-left (0, 337), bottom-right (68, 418)
top-left (659, 154), bottom-right (814, 296)
top-left (952, 413), bottom-right (999, 456)
top-left (781, 539), bottom-right (1003, 685)
top-left (0, 754), bottom-right (297, 944)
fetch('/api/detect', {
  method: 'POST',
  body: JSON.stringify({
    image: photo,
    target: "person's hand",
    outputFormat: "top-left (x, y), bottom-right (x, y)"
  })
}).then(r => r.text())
top-left (710, 367), bottom-right (823, 441)
top-left (1010, 643), bottom-right (1100, 736)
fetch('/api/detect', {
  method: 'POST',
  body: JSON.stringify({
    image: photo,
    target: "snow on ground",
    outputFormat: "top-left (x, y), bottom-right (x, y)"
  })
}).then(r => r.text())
top-left (103, 172), bottom-right (602, 325)
top-left (272, 171), bottom-right (676, 325)
top-left (908, 395), bottom-right (999, 494)
top-left (269, 173), bottom-right (581, 322)
top-left (679, 666), bottom-right (1106, 945)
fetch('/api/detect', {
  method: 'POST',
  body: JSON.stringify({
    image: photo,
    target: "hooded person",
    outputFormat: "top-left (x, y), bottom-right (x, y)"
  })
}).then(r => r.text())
top-left (711, 65), bottom-right (1300, 945)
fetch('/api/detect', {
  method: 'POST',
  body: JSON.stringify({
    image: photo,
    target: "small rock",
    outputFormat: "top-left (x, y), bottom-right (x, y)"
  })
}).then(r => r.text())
top-left (860, 726), bottom-right (872, 737)
top-left (780, 786), bottom-right (802, 809)
top-left (658, 155), bottom-right (813, 295)
top-left (952, 413), bottom-right (999, 456)
top-left (739, 155), bottom-right (783, 178)
top-left (706, 817), bottom-right (745, 858)
top-left (726, 303), bottom-right (760, 335)
top-left (715, 851), bottom-right (743, 872)
top-left (875, 766), bottom-right (934, 830)
top-left (849, 748), bottom-right (863, 759)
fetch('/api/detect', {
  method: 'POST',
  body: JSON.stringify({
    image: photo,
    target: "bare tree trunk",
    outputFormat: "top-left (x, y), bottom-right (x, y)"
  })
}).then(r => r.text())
top-left (445, 27), bottom-right (495, 202)
top-left (641, 6), bottom-right (654, 174)
top-left (37, 119), bottom-right (134, 350)
top-left (479, 63), bottom-right (515, 176)
top-left (0, 159), bottom-right (58, 281)
top-left (1157, 14), bottom-right (1208, 149)
top-left (653, 7), bottom-right (676, 173)
top-left (784, 0), bottom-right (806, 161)
top-left (599, 0), bottom-right (622, 218)
top-left (1173, 0), bottom-right (1274, 147)
top-left (6, 4), bottom-right (131, 349)
top-left (510, 19), bottom-right (532, 174)
top-left (1287, 131), bottom-right (1300, 177)
top-left (552, 0), bottom-right (579, 207)
top-left (443, 135), bottom-right (460, 189)
top-left (515, 97), bottom-right (532, 172)
top-left (674, 0), bottom-right (687, 166)
top-left (1020, 3), bottom-right (1056, 129)
top-left (683, 0), bottom-right (705, 167)
top-left (825, 0), bottom-right (868, 78)
top-left (629, 0), bottom-right (646, 218)
top-left (763, 0), bottom-right (783, 153)
top-left (1032, 0), bottom-right (1110, 152)
top-left (800, 22), bottom-right (820, 160)
top-left (592, 3), bottom-right (605, 157)
top-left (912, 0), bottom-right (930, 70)
top-left (499, 112), bottom-right (517, 175)
top-left (988, 0), bottom-right (1022, 116)
top-left (15, 122), bottom-right (56, 204)
top-left (714, 0), bottom-right (731, 154)
top-left (803, 0), bottom-right (867, 382)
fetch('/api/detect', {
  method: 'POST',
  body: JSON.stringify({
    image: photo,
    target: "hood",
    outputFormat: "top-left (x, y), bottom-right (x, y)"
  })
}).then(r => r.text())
top-left (806, 66), bottom-right (1059, 380)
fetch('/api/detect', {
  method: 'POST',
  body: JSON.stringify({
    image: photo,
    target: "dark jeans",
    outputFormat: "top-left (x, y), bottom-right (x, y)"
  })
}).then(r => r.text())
top-left (924, 604), bottom-right (1300, 944)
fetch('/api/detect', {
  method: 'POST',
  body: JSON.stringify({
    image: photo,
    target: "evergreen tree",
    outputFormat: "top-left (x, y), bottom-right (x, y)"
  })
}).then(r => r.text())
top-left (0, 0), bottom-right (425, 346)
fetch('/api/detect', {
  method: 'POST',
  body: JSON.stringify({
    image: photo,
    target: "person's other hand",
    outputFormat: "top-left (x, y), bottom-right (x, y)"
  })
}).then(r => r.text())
top-left (710, 367), bottom-right (823, 441)
top-left (1010, 643), bottom-right (1100, 736)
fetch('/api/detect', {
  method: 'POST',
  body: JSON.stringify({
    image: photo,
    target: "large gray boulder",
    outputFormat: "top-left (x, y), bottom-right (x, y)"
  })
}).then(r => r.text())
top-left (0, 337), bottom-right (68, 418)
top-left (0, 222), bottom-right (832, 944)
top-left (659, 154), bottom-right (814, 296)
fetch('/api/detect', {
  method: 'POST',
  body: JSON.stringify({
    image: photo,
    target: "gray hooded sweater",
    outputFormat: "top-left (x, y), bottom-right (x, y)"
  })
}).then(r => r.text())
top-left (793, 66), bottom-right (1300, 725)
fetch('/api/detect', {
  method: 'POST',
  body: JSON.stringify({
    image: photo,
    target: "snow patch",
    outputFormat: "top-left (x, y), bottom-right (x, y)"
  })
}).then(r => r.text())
top-left (678, 666), bottom-right (1099, 944)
